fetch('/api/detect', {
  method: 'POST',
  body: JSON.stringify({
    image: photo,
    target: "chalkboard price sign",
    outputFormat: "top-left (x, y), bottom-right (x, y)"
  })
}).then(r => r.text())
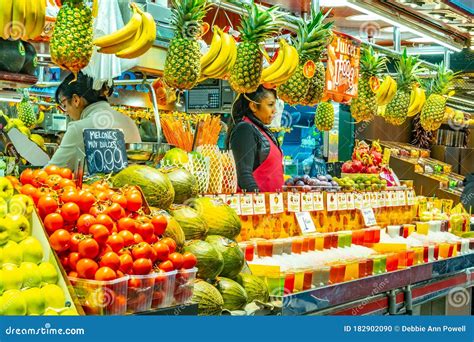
top-left (83, 129), bottom-right (128, 174)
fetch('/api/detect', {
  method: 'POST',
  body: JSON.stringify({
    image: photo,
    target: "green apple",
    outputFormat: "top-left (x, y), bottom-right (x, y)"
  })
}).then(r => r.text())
top-left (0, 177), bottom-right (13, 202)
top-left (23, 287), bottom-right (45, 315)
top-left (0, 217), bottom-right (8, 246)
top-left (43, 307), bottom-right (59, 315)
top-left (3, 240), bottom-right (23, 266)
top-left (5, 214), bottom-right (31, 243)
top-left (38, 261), bottom-right (58, 284)
top-left (19, 262), bottom-right (42, 288)
top-left (0, 270), bottom-right (4, 295)
top-left (19, 236), bottom-right (44, 264)
top-left (59, 307), bottom-right (79, 316)
top-left (8, 194), bottom-right (35, 217)
top-left (41, 284), bottom-right (66, 309)
top-left (2, 264), bottom-right (23, 290)
top-left (0, 197), bottom-right (7, 218)
top-left (0, 289), bottom-right (27, 315)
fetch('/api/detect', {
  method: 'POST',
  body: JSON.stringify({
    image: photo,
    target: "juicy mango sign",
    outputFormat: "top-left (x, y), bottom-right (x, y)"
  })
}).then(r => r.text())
top-left (326, 32), bottom-right (361, 101)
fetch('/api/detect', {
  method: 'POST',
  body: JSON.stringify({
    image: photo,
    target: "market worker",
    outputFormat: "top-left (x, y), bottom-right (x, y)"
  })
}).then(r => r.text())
top-left (48, 72), bottom-right (141, 169)
top-left (227, 85), bottom-right (283, 192)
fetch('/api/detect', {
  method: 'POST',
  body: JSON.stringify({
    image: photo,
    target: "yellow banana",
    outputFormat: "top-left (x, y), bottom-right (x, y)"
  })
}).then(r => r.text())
top-left (22, 0), bottom-right (37, 40)
top-left (385, 77), bottom-right (397, 104)
top-left (0, 0), bottom-right (13, 39)
top-left (29, 0), bottom-right (46, 40)
top-left (201, 30), bottom-right (231, 77)
top-left (223, 33), bottom-right (237, 75)
top-left (94, 4), bottom-right (142, 48)
top-left (116, 9), bottom-right (156, 59)
top-left (10, 0), bottom-right (26, 40)
top-left (406, 87), bottom-right (418, 117)
top-left (99, 22), bottom-right (142, 54)
top-left (263, 43), bottom-right (299, 85)
top-left (376, 76), bottom-right (391, 105)
top-left (261, 39), bottom-right (286, 81)
top-left (200, 26), bottom-right (222, 70)
top-left (415, 87), bottom-right (426, 113)
top-left (36, 111), bottom-right (45, 125)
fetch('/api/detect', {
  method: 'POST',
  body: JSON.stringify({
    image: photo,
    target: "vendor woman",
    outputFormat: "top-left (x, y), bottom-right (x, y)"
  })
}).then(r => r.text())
top-left (48, 72), bottom-right (141, 169)
top-left (227, 85), bottom-right (283, 192)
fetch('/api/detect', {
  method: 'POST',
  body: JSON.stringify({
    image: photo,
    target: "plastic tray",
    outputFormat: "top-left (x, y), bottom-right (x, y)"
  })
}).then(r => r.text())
top-left (151, 270), bottom-right (177, 309)
top-left (174, 268), bottom-right (198, 305)
top-left (127, 274), bottom-right (155, 313)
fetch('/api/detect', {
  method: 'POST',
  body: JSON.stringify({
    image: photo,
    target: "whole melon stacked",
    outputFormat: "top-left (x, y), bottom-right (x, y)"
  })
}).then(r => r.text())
top-left (314, 101), bottom-right (334, 131)
top-left (164, 0), bottom-right (210, 90)
top-left (420, 62), bottom-right (457, 131)
top-left (228, 1), bottom-right (283, 94)
top-left (277, 10), bottom-right (333, 106)
top-left (350, 47), bottom-right (387, 122)
top-left (384, 49), bottom-right (425, 126)
top-left (50, 0), bottom-right (93, 79)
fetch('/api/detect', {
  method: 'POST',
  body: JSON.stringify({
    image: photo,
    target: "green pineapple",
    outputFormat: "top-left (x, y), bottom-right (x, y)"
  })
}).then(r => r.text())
top-left (229, 2), bottom-right (283, 93)
top-left (350, 47), bottom-right (387, 122)
top-left (385, 49), bottom-right (425, 126)
top-left (420, 63), bottom-right (457, 131)
top-left (314, 101), bottom-right (334, 131)
top-left (164, 0), bottom-right (210, 90)
top-left (50, 0), bottom-right (93, 80)
top-left (278, 10), bottom-right (333, 106)
top-left (17, 89), bottom-right (36, 128)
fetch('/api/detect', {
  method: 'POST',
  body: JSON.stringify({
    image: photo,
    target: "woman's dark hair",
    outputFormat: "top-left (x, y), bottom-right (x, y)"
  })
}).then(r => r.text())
top-left (226, 85), bottom-right (277, 148)
top-left (55, 71), bottom-right (111, 105)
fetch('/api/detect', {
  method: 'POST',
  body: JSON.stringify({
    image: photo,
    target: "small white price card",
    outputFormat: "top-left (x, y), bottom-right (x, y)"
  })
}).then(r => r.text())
top-left (407, 190), bottom-right (415, 206)
top-left (337, 193), bottom-right (347, 210)
top-left (326, 192), bottom-right (338, 211)
top-left (218, 194), bottom-right (227, 203)
top-left (355, 193), bottom-right (363, 209)
top-left (363, 193), bottom-right (370, 208)
top-left (226, 194), bottom-right (241, 215)
top-left (295, 212), bottom-right (316, 234)
top-left (287, 192), bottom-right (301, 212)
top-left (301, 193), bottom-right (314, 212)
top-left (313, 192), bottom-right (325, 211)
top-left (360, 207), bottom-right (377, 227)
top-left (390, 191), bottom-right (397, 206)
top-left (397, 191), bottom-right (406, 206)
top-left (377, 192), bottom-right (385, 207)
top-left (384, 191), bottom-right (391, 207)
top-left (370, 192), bottom-right (378, 208)
top-left (346, 192), bottom-right (355, 210)
top-left (240, 194), bottom-right (254, 215)
top-left (269, 193), bottom-right (284, 214)
top-left (253, 193), bottom-right (267, 215)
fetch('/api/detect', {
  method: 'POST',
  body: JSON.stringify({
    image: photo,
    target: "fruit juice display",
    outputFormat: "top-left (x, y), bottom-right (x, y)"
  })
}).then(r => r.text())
top-left (344, 260), bottom-right (359, 281)
top-left (329, 264), bottom-right (346, 284)
top-left (386, 253), bottom-right (399, 272)
top-left (292, 238), bottom-right (303, 254)
top-left (352, 230), bottom-right (364, 245)
top-left (416, 222), bottom-right (429, 235)
top-left (439, 243), bottom-right (450, 259)
top-left (315, 235), bottom-right (324, 250)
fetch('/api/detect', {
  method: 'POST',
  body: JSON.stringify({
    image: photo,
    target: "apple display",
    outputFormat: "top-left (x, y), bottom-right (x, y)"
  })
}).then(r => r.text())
top-left (22, 287), bottom-right (45, 315)
top-left (41, 284), bottom-right (66, 309)
top-left (19, 262), bottom-right (42, 288)
top-left (8, 194), bottom-right (34, 217)
top-left (38, 262), bottom-right (58, 284)
top-left (2, 240), bottom-right (23, 266)
top-left (5, 214), bottom-right (31, 243)
top-left (19, 237), bottom-right (44, 264)
top-left (0, 177), bottom-right (14, 202)
top-left (2, 264), bottom-right (23, 290)
top-left (0, 289), bottom-right (27, 315)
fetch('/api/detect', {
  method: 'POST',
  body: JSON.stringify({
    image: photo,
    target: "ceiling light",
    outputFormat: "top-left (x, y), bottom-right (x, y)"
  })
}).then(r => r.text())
top-left (408, 37), bottom-right (435, 43)
top-left (347, 14), bottom-right (381, 21)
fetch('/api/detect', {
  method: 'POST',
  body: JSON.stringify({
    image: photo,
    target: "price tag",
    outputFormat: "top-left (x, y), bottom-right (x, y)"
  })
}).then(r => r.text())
top-left (370, 192), bottom-right (378, 208)
top-left (398, 191), bottom-right (406, 206)
top-left (363, 193), bottom-right (370, 208)
top-left (253, 193), bottom-right (267, 215)
top-left (269, 193), bottom-right (284, 214)
top-left (355, 193), bottom-right (363, 210)
top-left (301, 193), bottom-right (314, 212)
top-left (407, 190), bottom-right (415, 206)
top-left (384, 191), bottom-right (391, 207)
top-left (390, 191), bottom-right (397, 207)
top-left (346, 192), bottom-right (355, 210)
top-left (240, 194), bottom-right (254, 215)
top-left (226, 194), bottom-right (241, 215)
top-left (360, 207), bottom-right (377, 227)
top-left (287, 192), bottom-right (301, 212)
top-left (218, 194), bottom-right (227, 203)
top-left (337, 193), bottom-right (347, 210)
top-left (326, 192), bottom-right (338, 211)
top-left (377, 192), bottom-right (384, 207)
top-left (313, 192), bottom-right (325, 211)
top-left (295, 212), bottom-right (316, 234)
top-left (83, 129), bottom-right (127, 174)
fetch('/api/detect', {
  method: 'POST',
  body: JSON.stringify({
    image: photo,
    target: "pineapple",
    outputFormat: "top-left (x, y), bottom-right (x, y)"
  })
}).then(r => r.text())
top-left (411, 113), bottom-right (434, 149)
top-left (385, 49), bottom-right (425, 126)
top-left (164, 0), bottom-right (210, 90)
top-left (50, 0), bottom-right (93, 80)
top-left (229, 2), bottom-right (283, 93)
top-left (420, 63), bottom-right (457, 131)
top-left (314, 101), bottom-right (334, 131)
top-left (278, 10), bottom-right (333, 106)
top-left (17, 89), bottom-right (37, 128)
top-left (350, 47), bottom-right (387, 122)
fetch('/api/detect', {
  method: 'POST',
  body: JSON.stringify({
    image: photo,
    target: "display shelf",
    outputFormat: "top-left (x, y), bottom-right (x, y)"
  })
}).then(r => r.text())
top-left (134, 304), bottom-right (198, 316)
top-left (0, 71), bottom-right (38, 89)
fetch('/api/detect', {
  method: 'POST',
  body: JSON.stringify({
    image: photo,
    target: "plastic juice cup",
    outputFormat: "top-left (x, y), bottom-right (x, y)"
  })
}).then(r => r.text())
top-left (338, 233), bottom-right (345, 248)
top-left (366, 258), bottom-right (374, 276)
top-left (428, 245), bottom-right (435, 262)
top-left (320, 266), bottom-right (330, 286)
top-left (457, 241), bottom-right (462, 252)
top-left (449, 243), bottom-right (455, 257)
top-left (353, 230), bottom-right (364, 245)
top-left (257, 241), bottom-right (267, 258)
top-left (439, 243), bottom-right (449, 259)
top-left (344, 260), bottom-right (359, 281)
top-left (378, 255), bottom-right (387, 273)
top-left (323, 235), bottom-right (332, 250)
top-left (358, 259), bottom-right (367, 278)
top-left (316, 236), bottom-right (324, 251)
top-left (398, 251), bottom-right (408, 269)
top-left (434, 245), bottom-right (440, 260)
top-left (416, 222), bottom-right (429, 235)
top-left (302, 238), bottom-right (309, 253)
top-left (282, 239), bottom-right (293, 255)
top-left (303, 270), bottom-right (313, 290)
top-left (373, 228), bottom-right (380, 243)
top-left (312, 268), bottom-right (322, 288)
top-left (387, 226), bottom-right (400, 238)
top-left (329, 264), bottom-right (346, 284)
top-left (293, 269), bottom-right (305, 292)
top-left (406, 250), bottom-right (414, 267)
top-left (423, 246), bottom-right (429, 263)
top-left (264, 241), bottom-right (274, 257)
top-left (245, 244), bottom-right (255, 261)
top-left (364, 229), bottom-right (375, 244)
top-left (272, 240), bottom-right (284, 256)
top-left (308, 236), bottom-right (316, 251)
top-left (386, 253), bottom-right (398, 272)
top-left (292, 239), bottom-right (303, 254)
top-left (284, 272), bottom-right (295, 294)
top-left (265, 274), bottom-right (284, 296)
top-left (330, 233), bottom-right (338, 249)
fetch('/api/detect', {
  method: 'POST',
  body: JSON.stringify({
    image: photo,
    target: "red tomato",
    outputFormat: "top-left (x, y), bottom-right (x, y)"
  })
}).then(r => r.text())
top-left (95, 214), bottom-right (114, 232)
top-left (59, 178), bottom-right (76, 190)
top-left (20, 168), bottom-right (34, 185)
top-left (132, 242), bottom-right (153, 260)
top-left (61, 202), bottom-right (81, 222)
top-left (99, 244), bottom-right (113, 257)
top-left (152, 242), bottom-right (170, 261)
top-left (148, 234), bottom-right (158, 244)
top-left (76, 258), bottom-right (99, 279)
top-left (95, 267), bottom-right (117, 281)
top-left (126, 192), bottom-right (142, 212)
top-left (133, 258), bottom-right (152, 275)
top-left (45, 174), bottom-right (63, 190)
top-left (158, 260), bottom-right (175, 273)
top-left (69, 271), bottom-right (79, 278)
top-left (135, 222), bottom-right (154, 242)
top-left (77, 190), bottom-right (96, 213)
top-left (119, 253), bottom-right (133, 274)
top-left (60, 190), bottom-right (79, 204)
top-left (76, 214), bottom-right (97, 234)
top-left (106, 202), bottom-right (125, 221)
top-left (43, 212), bottom-right (64, 234)
top-left (117, 217), bottom-right (137, 233)
top-left (149, 246), bottom-right (158, 263)
top-left (106, 233), bottom-right (124, 253)
top-left (69, 233), bottom-right (84, 252)
top-left (60, 168), bottom-right (73, 180)
top-left (38, 195), bottom-right (59, 217)
top-left (44, 165), bottom-right (61, 176)
top-left (133, 233), bottom-right (143, 244)
top-left (160, 237), bottom-right (177, 254)
top-left (99, 252), bottom-right (121, 271)
top-left (78, 238), bottom-right (100, 259)
top-left (116, 270), bottom-right (125, 278)
top-left (89, 224), bottom-right (110, 245)
top-left (182, 252), bottom-right (198, 269)
top-left (20, 183), bottom-right (37, 196)
top-left (151, 215), bottom-right (168, 236)
top-left (168, 252), bottom-right (184, 269)
top-left (118, 230), bottom-right (135, 247)
top-left (32, 169), bottom-right (48, 188)
top-left (59, 254), bottom-right (69, 270)
top-left (89, 203), bottom-right (108, 217)
top-left (110, 193), bottom-right (127, 208)
top-left (49, 229), bottom-right (71, 252)
top-left (68, 252), bottom-right (80, 270)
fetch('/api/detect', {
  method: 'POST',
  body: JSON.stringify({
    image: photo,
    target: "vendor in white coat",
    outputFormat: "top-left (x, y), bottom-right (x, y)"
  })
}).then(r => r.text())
top-left (47, 72), bottom-right (141, 169)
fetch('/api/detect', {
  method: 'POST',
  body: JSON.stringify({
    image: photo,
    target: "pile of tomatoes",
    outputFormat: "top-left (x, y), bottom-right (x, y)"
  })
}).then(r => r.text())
top-left (18, 165), bottom-right (197, 282)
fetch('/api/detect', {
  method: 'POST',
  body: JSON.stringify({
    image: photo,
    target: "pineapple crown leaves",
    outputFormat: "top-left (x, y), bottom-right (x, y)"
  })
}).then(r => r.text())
top-left (428, 62), bottom-right (460, 96)
top-left (360, 46), bottom-right (387, 77)
top-left (170, 0), bottom-right (211, 39)
top-left (295, 10), bottom-right (334, 61)
top-left (238, 2), bottom-right (285, 43)
top-left (16, 88), bottom-right (30, 102)
top-left (395, 48), bottom-right (427, 91)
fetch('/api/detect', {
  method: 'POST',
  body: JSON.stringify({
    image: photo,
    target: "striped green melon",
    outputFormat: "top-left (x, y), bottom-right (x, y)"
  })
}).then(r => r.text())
top-left (192, 280), bottom-right (224, 316)
top-left (235, 273), bottom-right (269, 303)
top-left (160, 167), bottom-right (198, 204)
top-left (215, 277), bottom-right (248, 311)
top-left (205, 235), bottom-right (244, 279)
top-left (183, 240), bottom-right (224, 280)
top-left (170, 205), bottom-right (208, 240)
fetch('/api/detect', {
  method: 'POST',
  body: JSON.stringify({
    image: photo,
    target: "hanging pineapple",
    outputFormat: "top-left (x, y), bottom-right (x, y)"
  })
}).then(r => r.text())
top-left (50, 0), bottom-right (93, 80)
top-left (314, 101), bottom-right (334, 131)
top-left (164, 0), bottom-right (210, 90)
top-left (278, 10), bottom-right (333, 106)
top-left (420, 62), bottom-right (457, 131)
top-left (16, 89), bottom-right (37, 128)
top-left (384, 49), bottom-right (425, 126)
top-left (350, 47), bottom-right (387, 122)
top-left (228, 2), bottom-right (283, 94)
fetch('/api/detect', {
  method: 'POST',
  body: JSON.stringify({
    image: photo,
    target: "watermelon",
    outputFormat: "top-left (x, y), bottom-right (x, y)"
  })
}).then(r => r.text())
top-left (20, 41), bottom-right (38, 76)
top-left (162, 148), bottom-right (189, 168)
top-left (0, 39), bottom-right (26, 73)
top-left (170, 205), bottom-right (208, 240)
top-left (184, 240), bottom-right (223, 280)
top-left (161, 167), bottom-right (198, 204)
top-left (112, 165), bottom-right (175, 209)
top-left (189, 197), bottom-right (241, 239)
top-left (205, 235), bottom-right (244, 279)
top-left (191, 280), bottom-right (224, 316)
top-left (235, 273), bottom-right (269, 303)
top-left (215, 277), bottom-right (248, 311)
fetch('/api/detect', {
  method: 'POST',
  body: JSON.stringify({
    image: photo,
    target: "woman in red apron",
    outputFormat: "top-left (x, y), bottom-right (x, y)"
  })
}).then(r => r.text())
top-left (226, 85), bottom-right (284, 193)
